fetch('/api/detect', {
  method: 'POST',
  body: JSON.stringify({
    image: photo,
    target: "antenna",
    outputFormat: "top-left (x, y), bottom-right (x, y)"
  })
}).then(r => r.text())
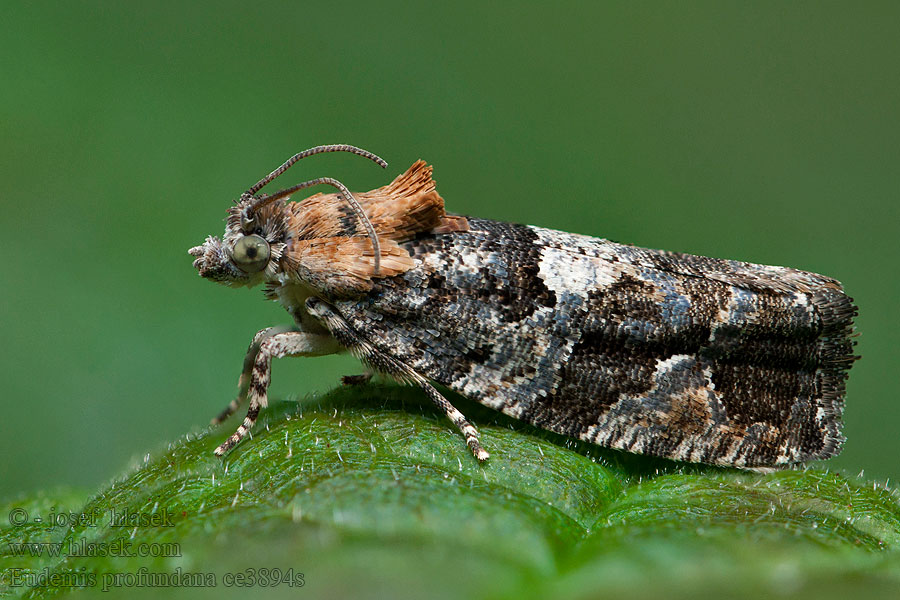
top-left (241, 145), bottom-right (387, 274)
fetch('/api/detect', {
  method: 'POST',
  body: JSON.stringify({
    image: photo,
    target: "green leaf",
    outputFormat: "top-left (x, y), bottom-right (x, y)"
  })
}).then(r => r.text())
top-left (3, 384), bottom-right (899, 599)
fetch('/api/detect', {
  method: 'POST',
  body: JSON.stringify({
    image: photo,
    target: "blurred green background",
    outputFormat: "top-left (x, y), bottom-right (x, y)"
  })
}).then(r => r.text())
top-left (1, 2), bottom-right (897, 499)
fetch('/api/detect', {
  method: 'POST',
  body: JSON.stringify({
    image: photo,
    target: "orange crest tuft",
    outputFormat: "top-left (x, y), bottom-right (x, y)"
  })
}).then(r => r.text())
top-left (283, 161), bottom-right (462, 297)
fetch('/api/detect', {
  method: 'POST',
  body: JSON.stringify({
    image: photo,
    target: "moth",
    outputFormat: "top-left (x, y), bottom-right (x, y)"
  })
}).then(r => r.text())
top-left (189, 145), bottom-right (857, 469)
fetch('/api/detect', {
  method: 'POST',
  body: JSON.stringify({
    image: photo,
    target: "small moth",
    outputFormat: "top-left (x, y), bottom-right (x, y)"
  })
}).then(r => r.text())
top-left (190, 145), bottom-right (857, 469)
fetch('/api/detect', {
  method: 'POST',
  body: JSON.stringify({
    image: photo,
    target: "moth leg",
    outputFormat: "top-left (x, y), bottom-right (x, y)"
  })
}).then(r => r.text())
top-left (306, 297), bottom-right (490, 461)
top-left (416, 378), bottom-right (491, 461)
top-left (341, 372), bottom-right (373, 386)
top-left (211, 325), bottom-right (294, 426)
top-left (213, 330), bottom-right (341, 456)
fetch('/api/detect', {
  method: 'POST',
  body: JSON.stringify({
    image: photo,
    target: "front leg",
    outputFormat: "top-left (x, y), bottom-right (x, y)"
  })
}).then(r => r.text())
top-left (213, 330), bottom-right (341, 456)
top-left (341, 372), bottom-right (373, 386)
top-left (211, 325), bottom-right (293, 426)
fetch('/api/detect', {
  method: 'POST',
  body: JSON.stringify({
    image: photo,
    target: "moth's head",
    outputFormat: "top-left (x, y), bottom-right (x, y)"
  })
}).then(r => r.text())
top-left (190, 145), bottom-right (390, 290)
top-left (189, 193), bottom-right (290, 287)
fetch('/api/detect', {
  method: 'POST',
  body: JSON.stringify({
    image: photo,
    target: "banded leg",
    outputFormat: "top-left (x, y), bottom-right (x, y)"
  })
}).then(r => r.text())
top-left (213, 331), bottom-right (341, 456)
top-left (306, 297), bottom-right (490, 461)
top-left (211, 326), bottom-right (293, 426)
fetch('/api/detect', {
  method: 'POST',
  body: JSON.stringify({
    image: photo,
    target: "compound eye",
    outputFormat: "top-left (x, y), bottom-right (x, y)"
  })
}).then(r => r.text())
top-left (231, 234), bottom-right (270, 273)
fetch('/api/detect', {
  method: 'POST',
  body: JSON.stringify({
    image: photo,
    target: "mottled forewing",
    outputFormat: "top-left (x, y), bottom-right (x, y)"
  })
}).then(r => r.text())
top-left (332, 218), bottom-right (856, 468)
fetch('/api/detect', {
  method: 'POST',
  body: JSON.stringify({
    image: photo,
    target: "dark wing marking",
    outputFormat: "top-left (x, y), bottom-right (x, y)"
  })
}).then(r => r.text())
top-left (331, 218), bottom-right (857, 468)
